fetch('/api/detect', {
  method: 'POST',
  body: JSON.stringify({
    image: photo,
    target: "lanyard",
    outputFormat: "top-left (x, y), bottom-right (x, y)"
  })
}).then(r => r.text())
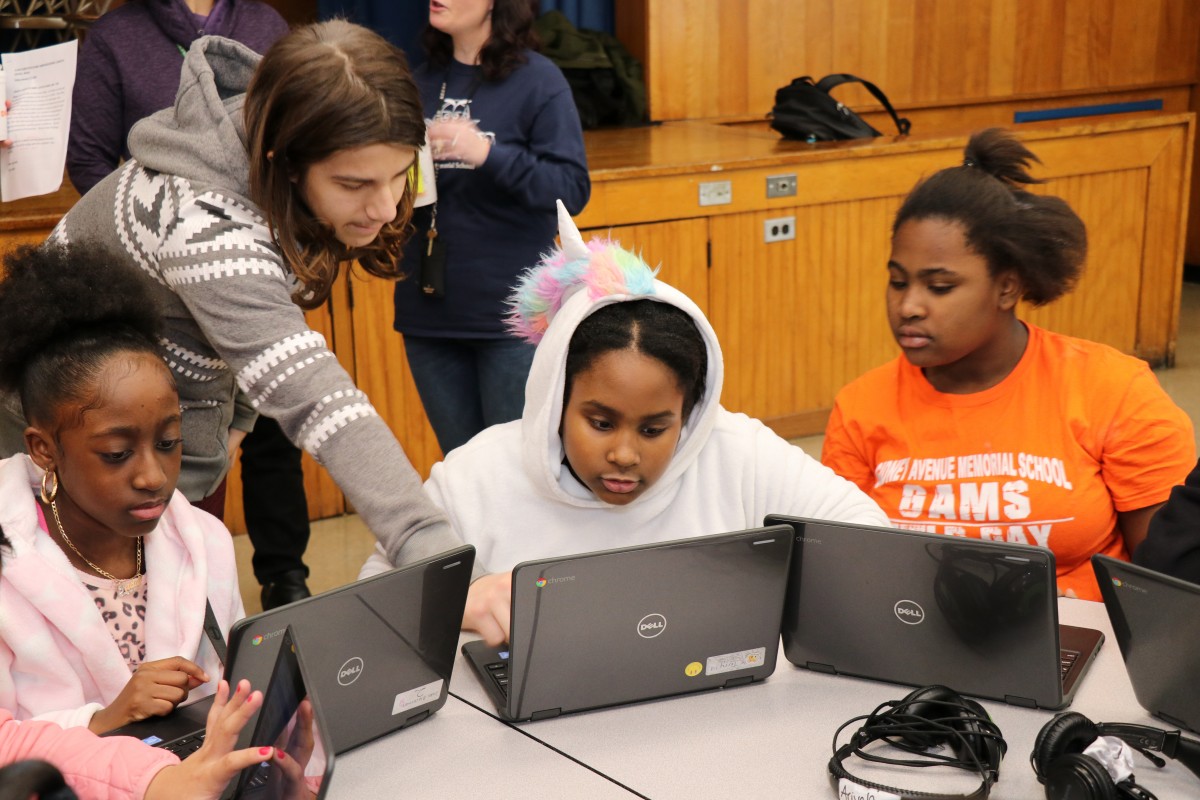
top-left (426, 75), bottom-right (482, 252)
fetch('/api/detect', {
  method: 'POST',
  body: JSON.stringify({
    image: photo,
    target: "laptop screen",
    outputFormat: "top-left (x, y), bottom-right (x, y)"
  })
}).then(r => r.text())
top-left (232, 625), bottom-right (334, 800)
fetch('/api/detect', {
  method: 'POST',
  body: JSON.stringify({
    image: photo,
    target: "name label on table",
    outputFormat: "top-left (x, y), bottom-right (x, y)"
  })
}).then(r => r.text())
top-left (838, 779), bottom-right (901, 800)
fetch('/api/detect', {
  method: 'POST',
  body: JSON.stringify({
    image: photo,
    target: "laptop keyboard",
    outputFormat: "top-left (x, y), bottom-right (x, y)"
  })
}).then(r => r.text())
top-left (486, 650), bottom-right (511, 698)
top-left (162, 731), bottom-right (205, 758)
top-left (1060, 648), bottom-right (1079, 681)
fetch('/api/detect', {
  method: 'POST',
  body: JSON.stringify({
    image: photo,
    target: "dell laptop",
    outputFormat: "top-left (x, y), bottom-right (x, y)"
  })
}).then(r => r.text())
top-left (230, 625), bottom-right (335, 800)
top-left (109, 545), bottom-right (474, 756)
top-left (765, 516), bottom-right (1103, 709)
top-left (461, 526), bottom-right (794, 722)
top-left (1093, 555), bottom-right (1200, 733)
top-left (107, 623), bottom-right (334, 799)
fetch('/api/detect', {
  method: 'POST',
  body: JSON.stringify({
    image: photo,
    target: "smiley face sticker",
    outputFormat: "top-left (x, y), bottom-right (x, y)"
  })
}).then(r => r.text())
top-left (684, 661), bottom-right (703, 677)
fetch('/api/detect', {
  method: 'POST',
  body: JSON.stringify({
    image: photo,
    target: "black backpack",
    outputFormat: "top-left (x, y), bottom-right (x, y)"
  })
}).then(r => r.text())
top-left (770, 73), bottom-right (911, 142)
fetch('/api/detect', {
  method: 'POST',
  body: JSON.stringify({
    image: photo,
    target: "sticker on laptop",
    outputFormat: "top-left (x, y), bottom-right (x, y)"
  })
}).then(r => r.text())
top-left (391, 679), bottom-right (444, 716)
top-left (684, 661), bottom-right (703, 677)
top-left (705, 647), bottom-right (766, 676)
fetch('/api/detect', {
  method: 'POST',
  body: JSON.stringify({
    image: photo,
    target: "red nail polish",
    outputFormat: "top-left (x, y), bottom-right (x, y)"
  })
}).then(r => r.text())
top-left (277, 750), bottom-right (287, 760)
top-left (259, 747), bottom-right (271, 756)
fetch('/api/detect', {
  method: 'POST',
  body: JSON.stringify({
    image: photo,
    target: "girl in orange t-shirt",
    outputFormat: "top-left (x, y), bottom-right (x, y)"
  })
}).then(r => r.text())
top-left (822, 129), bottom-right (1195, 600)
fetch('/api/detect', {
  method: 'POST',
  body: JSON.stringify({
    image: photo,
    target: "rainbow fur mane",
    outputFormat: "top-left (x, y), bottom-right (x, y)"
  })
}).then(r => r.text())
top-left (506, 238), bottom-right (658, 343)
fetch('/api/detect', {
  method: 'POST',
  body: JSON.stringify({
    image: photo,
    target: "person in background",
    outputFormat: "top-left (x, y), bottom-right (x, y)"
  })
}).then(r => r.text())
top-left (393, 0), bottom-right (590, 455)
top-left (66, 0), bottom-right (310, 612)
top-left (1134, 459), bottom-right (1200, 585)
top-left (68, 0), bottom-right (288, 193)
top-left (363, 203), bottom-right (888, 644)
top-left (821, 128), bottom-right (1196, 602)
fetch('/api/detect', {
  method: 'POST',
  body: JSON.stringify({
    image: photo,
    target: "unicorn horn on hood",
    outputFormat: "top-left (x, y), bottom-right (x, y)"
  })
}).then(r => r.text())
top-left (506, 199), bottom-right (657, 344)
top-left (557, 198), bottom-right (590, 262)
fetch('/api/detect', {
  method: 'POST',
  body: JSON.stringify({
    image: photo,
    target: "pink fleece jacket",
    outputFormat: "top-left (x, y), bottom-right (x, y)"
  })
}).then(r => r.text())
top-left (0, 707), bottom-right (178, 799)
top-left (0, 454), bottom-right (244, 728)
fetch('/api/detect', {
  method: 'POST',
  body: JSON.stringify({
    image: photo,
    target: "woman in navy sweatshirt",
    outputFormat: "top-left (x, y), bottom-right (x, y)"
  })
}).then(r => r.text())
top-left (393, 0), bottom-right (590, 456)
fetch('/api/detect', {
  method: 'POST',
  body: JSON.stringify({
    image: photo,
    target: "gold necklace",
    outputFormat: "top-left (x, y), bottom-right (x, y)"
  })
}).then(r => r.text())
top-left (49, 500), bottom-right (144, 597)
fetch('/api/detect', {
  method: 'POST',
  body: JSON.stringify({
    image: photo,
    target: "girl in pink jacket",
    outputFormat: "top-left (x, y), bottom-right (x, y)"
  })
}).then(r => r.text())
top-left (0, 244), bottom-right (243, 733)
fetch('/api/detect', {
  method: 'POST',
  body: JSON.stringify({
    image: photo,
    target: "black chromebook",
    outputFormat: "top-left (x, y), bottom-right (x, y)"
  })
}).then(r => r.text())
top-left (1093, 555), bottom-right (1200, 733)
top-left (108, 545), bottom-right (474, 756)
top-left (461, 526), bottom-right (794, 722)
top-left (765, 516), bottom-right (1103, 709)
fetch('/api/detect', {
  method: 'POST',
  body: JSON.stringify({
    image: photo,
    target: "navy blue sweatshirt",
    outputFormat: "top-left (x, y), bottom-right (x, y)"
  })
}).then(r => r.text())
top-left (394, 51), bottom-right (590, 338)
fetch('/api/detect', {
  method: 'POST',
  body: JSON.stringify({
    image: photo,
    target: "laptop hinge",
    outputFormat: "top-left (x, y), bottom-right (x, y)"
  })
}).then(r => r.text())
top-left (1004, 695), bottom-right (1038, 709)
top-left (404, 709), bottom-right (430, 727)
top-left (806, 662), bottom-right (837, 675)
top-left (722, 676), bottom-right (754, 689)
top-left (530, 708), bottom-right (562, 721)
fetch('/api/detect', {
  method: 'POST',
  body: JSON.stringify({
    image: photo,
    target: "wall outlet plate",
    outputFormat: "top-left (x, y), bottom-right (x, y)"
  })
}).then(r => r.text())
top-left (766, 174), bottom-right (797, 198)
top-left (764, 215), bottom-right (796, 243)
top-left (698, 180), bottom-right (733, 206)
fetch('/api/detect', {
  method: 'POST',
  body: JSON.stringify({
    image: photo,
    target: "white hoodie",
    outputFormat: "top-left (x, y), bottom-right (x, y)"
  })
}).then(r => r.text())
top-left (361, 271), bottom-right (888, 576)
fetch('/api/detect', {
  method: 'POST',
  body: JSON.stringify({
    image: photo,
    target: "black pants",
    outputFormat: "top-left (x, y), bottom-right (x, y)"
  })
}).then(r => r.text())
top-left (241, 416), bottom-right (311, 584)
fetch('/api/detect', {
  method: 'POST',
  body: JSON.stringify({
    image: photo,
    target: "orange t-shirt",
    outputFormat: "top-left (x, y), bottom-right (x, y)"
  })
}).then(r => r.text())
top-left (823, 324), bottom-right (1195, 600)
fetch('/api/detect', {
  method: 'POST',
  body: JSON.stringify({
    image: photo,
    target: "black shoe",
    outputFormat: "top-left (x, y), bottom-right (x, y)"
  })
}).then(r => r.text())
top-left (260, 569), bottom-right (311, 611)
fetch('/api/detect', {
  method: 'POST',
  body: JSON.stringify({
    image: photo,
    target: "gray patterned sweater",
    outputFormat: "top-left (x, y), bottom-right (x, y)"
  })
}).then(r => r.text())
top-left (50, 36), bottom-right (468, 572)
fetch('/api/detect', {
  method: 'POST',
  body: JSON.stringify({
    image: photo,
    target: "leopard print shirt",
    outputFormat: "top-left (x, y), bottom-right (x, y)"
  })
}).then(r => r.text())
top-left (76, 569), bottom-right (148, 673)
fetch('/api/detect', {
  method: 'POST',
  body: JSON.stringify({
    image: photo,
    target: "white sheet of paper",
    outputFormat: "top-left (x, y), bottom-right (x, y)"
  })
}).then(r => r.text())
top-left (0, 39), bottom-right (78, 202)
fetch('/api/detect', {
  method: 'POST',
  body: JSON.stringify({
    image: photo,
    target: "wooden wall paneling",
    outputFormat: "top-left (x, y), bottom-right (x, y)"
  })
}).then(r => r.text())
top-left (1020, 170), bottom-right (1147, 353)
top-left (580, 218), bottom-right (710, 313)
top-left (1024, 122), bottom-right (1192, 362)
top-left (633, 0), bottom-right (1200, 122)
top-left (1189, 24), bottom-right (1200, 266)
top-left (1133, 119), bottom-right (1193, 363)
top-left (348, 272), bottom-right (443, 482)
top-left (709, 200), bottom-right (900, 437)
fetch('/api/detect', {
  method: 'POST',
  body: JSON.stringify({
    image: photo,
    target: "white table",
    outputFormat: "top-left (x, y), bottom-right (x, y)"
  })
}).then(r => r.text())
top-left (322, 695), bottom-right (637, 798)
top-left (446, 599), bottom-right (1199, 799)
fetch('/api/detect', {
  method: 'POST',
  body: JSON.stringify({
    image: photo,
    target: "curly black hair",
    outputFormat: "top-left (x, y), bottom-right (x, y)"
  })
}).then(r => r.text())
top-left (565, 300), bottom-right (708, 423)
top-left (893, 128), bottom-right (1087, 306)
top-left (0, 243), bottom-right (169, 427)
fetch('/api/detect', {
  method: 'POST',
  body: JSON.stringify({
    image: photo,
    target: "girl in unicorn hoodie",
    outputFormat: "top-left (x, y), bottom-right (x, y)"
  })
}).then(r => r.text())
top-left (360, 203), bottom-right (888, 642)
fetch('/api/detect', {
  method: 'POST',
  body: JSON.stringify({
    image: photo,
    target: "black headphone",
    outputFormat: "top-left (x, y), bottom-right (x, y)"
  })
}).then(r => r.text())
top-left (830, 685), bottom-right (1008, 799)
top-left (1031, 711), bottom-right (1200, 800)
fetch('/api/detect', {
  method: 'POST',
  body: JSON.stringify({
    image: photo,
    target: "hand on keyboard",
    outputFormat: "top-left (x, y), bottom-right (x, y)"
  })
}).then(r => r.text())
top-left (89, 656), bottom-right (210, 734)
top-left (463, 571), bottom-right (513, 646)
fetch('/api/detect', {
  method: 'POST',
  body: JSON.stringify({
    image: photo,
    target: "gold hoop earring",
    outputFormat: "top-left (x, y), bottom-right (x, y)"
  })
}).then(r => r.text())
top-left (40, 468), bottom-right (58, 504)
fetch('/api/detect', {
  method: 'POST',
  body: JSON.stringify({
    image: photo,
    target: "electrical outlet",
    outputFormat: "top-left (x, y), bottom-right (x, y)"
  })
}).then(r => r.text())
top-left (698, 180), bottom-right (732, 206)
top-left (766, 174), bottom-right (797, 198)
top-left (764, 216), bottom-right (796, 243)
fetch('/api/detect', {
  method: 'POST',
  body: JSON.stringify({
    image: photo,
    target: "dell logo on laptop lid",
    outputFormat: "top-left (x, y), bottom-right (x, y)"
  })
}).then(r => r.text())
top-left (637, 613), bottom-right (667, 638)
top-left (338, 656), bottom-right (364, 685)
top-left (894, 600), bottom-right (925, 625)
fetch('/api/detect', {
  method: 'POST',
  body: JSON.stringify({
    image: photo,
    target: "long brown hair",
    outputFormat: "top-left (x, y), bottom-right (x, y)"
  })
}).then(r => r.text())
top-left (245, 20), bottom-right (425, 309)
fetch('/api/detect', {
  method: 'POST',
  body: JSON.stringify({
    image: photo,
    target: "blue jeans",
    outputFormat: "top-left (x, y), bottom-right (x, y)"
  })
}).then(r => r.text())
top-left (402, 335), bottom-right (536, 455)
